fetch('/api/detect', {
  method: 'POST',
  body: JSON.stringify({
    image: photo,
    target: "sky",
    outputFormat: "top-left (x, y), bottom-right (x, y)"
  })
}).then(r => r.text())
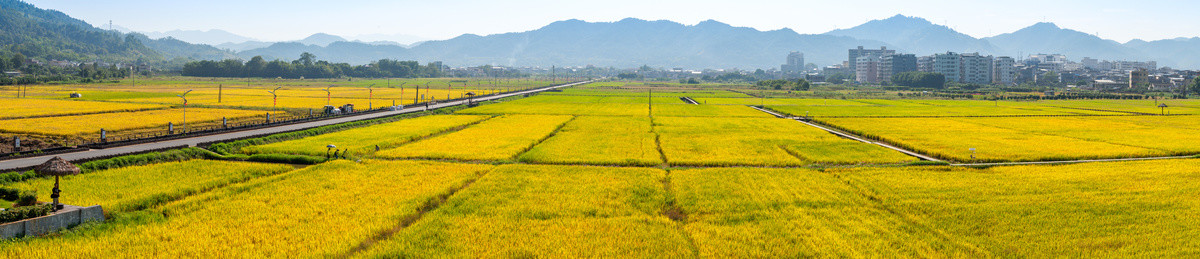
top-left (23, 0), bottom-right (1200, 43)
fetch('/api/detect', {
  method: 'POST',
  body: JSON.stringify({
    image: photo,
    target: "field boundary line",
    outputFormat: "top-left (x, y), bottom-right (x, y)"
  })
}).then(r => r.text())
top-left (1045, 105), bottom-right (1157, 115)
top-left (512, 115), bottom-right (577, 161)
top-left (369, 115), bottom-right (500, 159)
top-left (748, 105), bottom-right (943, 162)
top-left (827, 171), bottom-right (992, 256)
top-left (660, 169), bottom-right (701, 258)
top-left (339, 171), bottom-right (489, 257)
top-left (0, 106), bottom-right (172, 121)
top-left (650, 116), bottom-right (669, 167)
top-left (950, 155), bottom-right (1197, 167)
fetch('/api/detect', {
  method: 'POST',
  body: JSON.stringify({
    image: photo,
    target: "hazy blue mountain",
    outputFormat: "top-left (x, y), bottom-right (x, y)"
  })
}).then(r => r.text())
top-left (984, 22), bottom-right (1142, 61)
top-left (216, 41), bottom-right (274, 52)
top-left (241, 18), bottom-right (887, 68)
top-left (238, 41), bottom-right (411, 64)
top-left (142, 29), bottom-right (257, 45)
top-left (825, 14), bottom-right (999, 55)
top-left (347, 33), bottom-right (429, 45)
top-left (130, 33), bottom-right (236, 61)
top-left (411, 18), bottom-right (893, 68)
top-left (1124, 37), bottom-right (1200, 69)
top-left (292, 33), bottom-right (347, 47)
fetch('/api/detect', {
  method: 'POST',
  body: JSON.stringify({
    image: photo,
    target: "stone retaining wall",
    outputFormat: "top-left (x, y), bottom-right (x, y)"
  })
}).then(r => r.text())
top-left (0, 205), bottom-right (104, 239)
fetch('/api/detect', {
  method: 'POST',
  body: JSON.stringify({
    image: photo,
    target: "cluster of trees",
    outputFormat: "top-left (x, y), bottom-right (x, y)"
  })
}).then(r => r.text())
top-left (891, 72), bottom-right (946, 89)
top-left (181, 53), bottom-right (444, 79)
top-left (755, 79), bottom-right (811, 91)
top-left (1190, 79), bottom-right (1200, 95)
top-left (0, 53), bottom-right (132, 86)
top-left (999, 93), bottom-right (1148, 101)
top-left (701, 72), bottom-right (760, 82)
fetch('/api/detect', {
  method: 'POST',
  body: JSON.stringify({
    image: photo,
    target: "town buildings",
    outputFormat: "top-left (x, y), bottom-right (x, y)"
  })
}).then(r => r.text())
top-left (848, 46), bottom-right (894, 78)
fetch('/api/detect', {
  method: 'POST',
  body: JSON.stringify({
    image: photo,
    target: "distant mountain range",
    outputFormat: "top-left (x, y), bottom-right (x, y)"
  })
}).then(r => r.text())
top-left (825, 15), bottom-right (1001, 56)
top-left (5, 0), bottom-right (1200, 70)
top-left (226, 15), bottom-right (1200, 69)
top-left (141, 29), bottom-right (256, 46)
top-left (233, 18), bottom-right (889, 68)
top-left (141, 30), bottom-right (424, 51)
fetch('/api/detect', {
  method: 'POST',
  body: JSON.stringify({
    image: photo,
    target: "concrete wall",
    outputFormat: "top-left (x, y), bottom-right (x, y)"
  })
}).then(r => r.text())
top-left (0, 205), bottom-right (104, 239)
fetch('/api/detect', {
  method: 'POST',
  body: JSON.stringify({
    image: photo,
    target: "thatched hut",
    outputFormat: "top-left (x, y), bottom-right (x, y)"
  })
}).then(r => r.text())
top-left (34, 157), bottom-right (79, 211)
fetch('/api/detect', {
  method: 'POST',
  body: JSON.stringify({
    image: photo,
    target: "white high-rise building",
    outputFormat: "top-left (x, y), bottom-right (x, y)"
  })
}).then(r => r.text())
top-left (933, 52), bottom-right (961, 83)
top-left (959, 53), bottom-right (993, 85)
top-left (855, 55), bottom-right (881, 84)
top-left (993, 56), bottom-right (1016, 85)
top-left (781, 52), bottom-right (805, 75)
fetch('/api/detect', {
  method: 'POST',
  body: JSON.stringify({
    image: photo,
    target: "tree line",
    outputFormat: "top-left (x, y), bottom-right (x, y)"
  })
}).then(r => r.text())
top-left (891, 72), bottom-right (946, 89)
top-left (181, 53), bottom-right (444, 79)
top-left (755, 79), bottom-right (811, 91)
top-left (0, 52), bottom-right (132, 86)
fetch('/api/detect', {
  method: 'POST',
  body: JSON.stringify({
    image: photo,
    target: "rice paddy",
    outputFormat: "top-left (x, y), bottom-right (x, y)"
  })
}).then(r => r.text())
top-left (3, 79), bottom-right (1199, 257)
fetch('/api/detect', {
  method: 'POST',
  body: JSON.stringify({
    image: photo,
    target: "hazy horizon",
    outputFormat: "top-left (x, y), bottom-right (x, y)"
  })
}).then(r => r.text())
top-left (23, 0), bottom-right (1200, 44)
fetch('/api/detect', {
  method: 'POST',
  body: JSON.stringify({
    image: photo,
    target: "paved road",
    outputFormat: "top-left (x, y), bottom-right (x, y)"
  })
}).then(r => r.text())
top-left (0, 81), bottom-right (592, 171)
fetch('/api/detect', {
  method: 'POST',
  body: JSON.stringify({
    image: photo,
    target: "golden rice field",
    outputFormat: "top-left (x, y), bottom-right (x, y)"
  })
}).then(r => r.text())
top-left (7, 160), bottom-right (292, 212)
top-left (242, 115), bottom-right (492, 156)
top-left (459, 101), bottom-right (650, 116)
top-left (459, 95), bottom-right (771, 117)
top-left (518, 116), bottom-right (662, 166)
top-left (0, 98), bottom-right (168, 119)
top-left (768, 102), bottom-right (1124, 117)
top-left (692, 97), bottom-right (873, 106)
top-left (0, 108), bottom-right (284, 136)
top-left (120, 87), bottom-right (492, 110)
top-left (832, 159), bottom-right (1200, 257)
top-left (818, 115), bottom-right (1200, 162)
top-left (375, 114), bottom-right (573, 161)
top-left (6, 80), bottom-right (1200, 257)
top-left (0, 159), bottom-right (494, 257)
top-left (1030, 99), bottom-right (1200, 115)
top-left (671, 167), bottom-right (980, 257)
top-left (359, 164), bottom-right (693, 258)
top-left (656, 117), bottom-right (915, 166)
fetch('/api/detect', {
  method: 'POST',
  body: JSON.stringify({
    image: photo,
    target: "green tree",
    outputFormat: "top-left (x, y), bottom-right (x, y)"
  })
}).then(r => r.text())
top-left (891, 72), bottom-right (945, 89)
top-left (297, 52), bottom-right (316, 66)
top-left (11, 53), bottom-right (26, 69)
top-left (793, 78), bottom-right (811, 91)
top-left (1037, 71), bottom-right (1060, 86)
top-left (1190, 79), bottom-right (1200, 96)
top-left (245, 56), bottom-right (267, 77)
